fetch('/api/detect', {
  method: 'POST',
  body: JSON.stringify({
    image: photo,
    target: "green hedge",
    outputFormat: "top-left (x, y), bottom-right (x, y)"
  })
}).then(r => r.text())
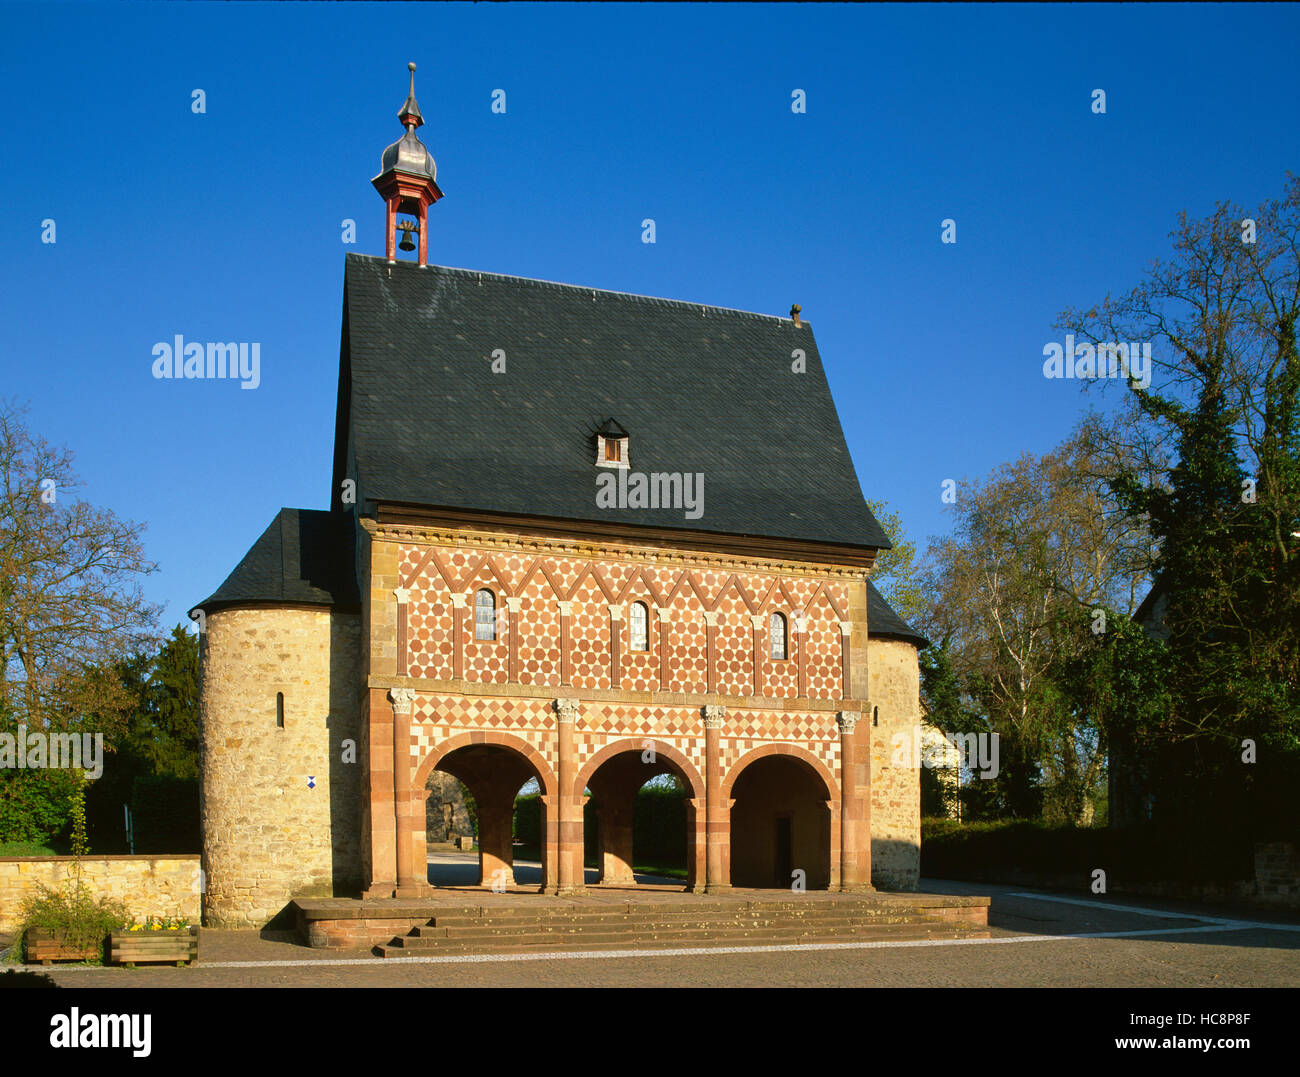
top-left (512, 785), bottom-right (689, 869)
top-left (920, 817), bottom-right (1254, 884)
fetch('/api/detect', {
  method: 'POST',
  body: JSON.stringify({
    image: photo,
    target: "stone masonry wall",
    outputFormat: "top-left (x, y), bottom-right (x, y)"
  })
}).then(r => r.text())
top-left (0, 856), bottom-right (200, 935)
top-left (868, 637), bottom-right (922, 889)
top-left (199, 606), bottom-right (363, 927)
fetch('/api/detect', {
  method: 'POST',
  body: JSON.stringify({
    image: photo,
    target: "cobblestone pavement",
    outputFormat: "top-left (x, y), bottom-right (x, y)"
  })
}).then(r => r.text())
top-left (9, 880), bottom-right (1298, 988)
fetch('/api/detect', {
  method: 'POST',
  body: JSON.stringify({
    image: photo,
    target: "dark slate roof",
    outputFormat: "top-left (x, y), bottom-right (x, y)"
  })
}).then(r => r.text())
top-left (867, 581), bottom-right (928, 648)
top-left (192, 508), bottom-right (359, 616)
top-left (334, 254), bottom-right (889, 550)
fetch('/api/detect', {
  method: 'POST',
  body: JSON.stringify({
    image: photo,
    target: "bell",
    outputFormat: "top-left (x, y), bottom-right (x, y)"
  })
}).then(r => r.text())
top-left (398, 225), bottom-right (416, 252)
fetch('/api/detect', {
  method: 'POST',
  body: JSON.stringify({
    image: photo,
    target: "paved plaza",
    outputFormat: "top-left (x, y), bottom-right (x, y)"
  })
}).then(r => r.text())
top-left (6, 878), bottom-right (1297, 988)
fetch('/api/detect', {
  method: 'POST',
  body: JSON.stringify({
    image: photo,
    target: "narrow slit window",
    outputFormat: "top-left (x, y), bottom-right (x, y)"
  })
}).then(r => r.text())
top-left (276, 692), bottom-right (285, 728)
top-left (770, 612), bottom-right (788, 661)
top-left (629, 602), bottom-right (649, 652)
top-left (475, 588), bottom-right (497, 641)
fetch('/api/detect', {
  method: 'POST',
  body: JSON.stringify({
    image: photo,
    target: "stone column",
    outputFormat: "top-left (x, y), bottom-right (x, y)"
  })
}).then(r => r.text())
top-left (608, 604), bottom-right (624, 689)
top-left (554, 698), bottom-right (584, 894)
top-left (703, 611), bottom-right (718, 694)
top-left (795, 613), bottom-right (808, 697)
top-left (506, 596), bottom-right (522, 682)
top-left (394, 587), bottom-right (410, 676)
top-left (450, 592), bottom-right (467, 680)
top-left (390, 687), bottom-right (421, 896)
top-left (558, 601), bottom-right (573, 686)
top-left (838, 621), bottom-right (853, 698)
top-left (656, 607), bottom-right (671, 689)
top-left (703, 704), bottom-right (730, 893)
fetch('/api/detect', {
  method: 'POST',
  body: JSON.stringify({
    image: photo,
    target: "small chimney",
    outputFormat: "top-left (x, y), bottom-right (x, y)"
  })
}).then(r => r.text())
top-left (790, 304), bottom-right (802, 328)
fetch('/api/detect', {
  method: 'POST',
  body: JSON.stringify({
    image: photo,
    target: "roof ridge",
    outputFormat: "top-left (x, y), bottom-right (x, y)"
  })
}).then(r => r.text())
top-left (344, 252), bottom-right (798, 325)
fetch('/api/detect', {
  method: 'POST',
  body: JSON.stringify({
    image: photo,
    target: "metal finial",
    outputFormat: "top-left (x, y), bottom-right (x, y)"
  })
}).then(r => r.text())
top-left (398, 62), bottom-right (425, 129)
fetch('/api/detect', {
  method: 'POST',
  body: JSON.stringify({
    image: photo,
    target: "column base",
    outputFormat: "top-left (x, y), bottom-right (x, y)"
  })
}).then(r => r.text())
top-left (839, 883), bottom-right (876, 894)
top-left (554, 886), bottom-right (587, 897)
top-left (394, 884), bottom-right (434, 899)
top-left (704, 884), bottom-right (733, 894)
top-left (363, 882), bottom-right (397, 899)
top-left (689, 883), bottom-right (709, 894)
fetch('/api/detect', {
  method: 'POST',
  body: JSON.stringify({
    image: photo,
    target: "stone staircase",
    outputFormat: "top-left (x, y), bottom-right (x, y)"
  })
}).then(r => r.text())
top-left (378, 896), bottom-right (989, 957)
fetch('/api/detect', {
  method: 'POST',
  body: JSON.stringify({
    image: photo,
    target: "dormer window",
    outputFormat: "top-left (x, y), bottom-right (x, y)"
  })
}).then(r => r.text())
top-left (595, 418), bottom-right (630, 470)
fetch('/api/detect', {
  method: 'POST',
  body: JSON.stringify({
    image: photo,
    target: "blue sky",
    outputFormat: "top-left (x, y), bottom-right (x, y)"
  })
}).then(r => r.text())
top-left (1, 2), bottom-right (1297, 632)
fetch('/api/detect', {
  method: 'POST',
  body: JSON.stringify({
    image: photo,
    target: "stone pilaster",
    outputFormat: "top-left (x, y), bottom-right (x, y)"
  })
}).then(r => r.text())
top-left (390, 687), bottom-right (423, 896)
top-left (554, 697), bottom-right (584, 894)
top-left (703, 704), bottom-right (730, 893)
top-left (837, 710), bottom-right (871, 891)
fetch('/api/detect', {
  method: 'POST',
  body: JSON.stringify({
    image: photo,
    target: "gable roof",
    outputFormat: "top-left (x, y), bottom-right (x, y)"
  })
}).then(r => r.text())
top-left (867, 581), bottom-right (928, 648)
top-left (191, 508), bottom-right (359, 616)
top-left (332, 254), bottom-right (889, 551)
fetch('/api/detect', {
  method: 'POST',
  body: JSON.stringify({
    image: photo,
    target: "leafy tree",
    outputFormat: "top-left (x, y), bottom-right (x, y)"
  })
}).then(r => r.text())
top-left (919, 416), bottom-right (1154, 823)
top-left (866, 499), bottom-right (925, 626)
top-left (1057, 175), bottom-right (1300, 835)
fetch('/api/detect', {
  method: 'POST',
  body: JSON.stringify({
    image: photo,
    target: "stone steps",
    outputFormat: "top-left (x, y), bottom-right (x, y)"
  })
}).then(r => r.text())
top-left (378, 901), bottom-right (988, 957)
top-left (382, 920), bottom-right (987, 956)
top-left (414, 912), bottom-right (930, 936)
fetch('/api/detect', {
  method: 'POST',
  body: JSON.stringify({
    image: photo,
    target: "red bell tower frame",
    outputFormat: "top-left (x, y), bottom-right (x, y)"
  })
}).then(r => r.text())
top-left (372, 63), bottom-right (444, 268)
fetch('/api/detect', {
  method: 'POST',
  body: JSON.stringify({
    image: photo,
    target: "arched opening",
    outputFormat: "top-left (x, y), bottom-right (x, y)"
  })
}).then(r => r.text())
top-left (578, 742), bottom-right (704, 890)
top-left (422, 740), bottom-right (549, 891)
top-left (729, 754), bottom-right (832, 890)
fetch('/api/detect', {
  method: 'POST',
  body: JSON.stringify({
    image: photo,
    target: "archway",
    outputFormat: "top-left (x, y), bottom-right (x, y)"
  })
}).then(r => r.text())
top-left (415, 733), bottom-right (556, 892)
top-left (577, 740), bottom-right (705, 890)
top-left (726, 749), bottom-right (834, 890)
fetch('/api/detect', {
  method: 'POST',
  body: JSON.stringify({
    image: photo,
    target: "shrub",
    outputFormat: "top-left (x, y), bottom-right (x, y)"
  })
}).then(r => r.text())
top-left (15, 884), bottom-right (131, 960)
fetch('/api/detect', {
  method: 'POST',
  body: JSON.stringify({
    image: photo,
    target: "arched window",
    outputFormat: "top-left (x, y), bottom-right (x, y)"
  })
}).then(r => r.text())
top-left (629, 601), bottom-right (649, 651)
top-left (769, 612), bottom-right (788, 660)
top-left (475, 588), bottom-right (496, 641)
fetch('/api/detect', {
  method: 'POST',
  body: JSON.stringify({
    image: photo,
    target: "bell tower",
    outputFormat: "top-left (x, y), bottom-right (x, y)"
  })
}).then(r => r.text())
top-left (372, 62), bottom-right (444, 267)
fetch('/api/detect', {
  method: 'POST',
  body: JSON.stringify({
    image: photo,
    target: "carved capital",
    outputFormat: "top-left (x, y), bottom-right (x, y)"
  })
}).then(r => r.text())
top-left (505, 596), bottom-right (522, 613)
top-left (701, 611), bottom-right (719, 627)
top-left (836, 710), bottom-right (860, 735)
top-left (655, 607), bottom-right (671, 623)
top-left (750, 614), bottom-right (766, 630)
top-left (554, 698), bottom-right (581, 724)
top-left (390, 688), bottom-right (417, 715)
top-left (838, 621), bottom-right (853, 637)
top-left (608, 604), bottom-right (624, 621)
top-left (557, 600), bottom-right (573, 617)
top-left (393, 587), bottom-right (411, 604)
top-left (702, 705), bottom-right (727, 729)
top-left (449, 592), bottom-right (468, 609)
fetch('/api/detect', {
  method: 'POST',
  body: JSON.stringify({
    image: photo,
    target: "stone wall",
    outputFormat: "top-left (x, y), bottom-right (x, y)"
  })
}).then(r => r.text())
top-left (868, 637), bottom-right (922, 890)
top-left (425, 771), bottom-right (474, 842)
top-left (1253, 842), bottom-right (1299, 907)
top-left (199, 606), bottom-right (363, 927)
top-left (0, 856), bottom-right (200, 935)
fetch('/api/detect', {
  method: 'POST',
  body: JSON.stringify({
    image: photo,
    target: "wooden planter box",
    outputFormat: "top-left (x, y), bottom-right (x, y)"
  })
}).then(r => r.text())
top-left (24, 928), bottom-right (104, 965)
top-left (110, 927), bottom-right (199, 968)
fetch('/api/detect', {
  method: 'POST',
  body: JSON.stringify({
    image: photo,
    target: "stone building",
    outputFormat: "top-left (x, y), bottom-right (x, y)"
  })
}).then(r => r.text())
top-left (193, 65), bottom-right (929, 928)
